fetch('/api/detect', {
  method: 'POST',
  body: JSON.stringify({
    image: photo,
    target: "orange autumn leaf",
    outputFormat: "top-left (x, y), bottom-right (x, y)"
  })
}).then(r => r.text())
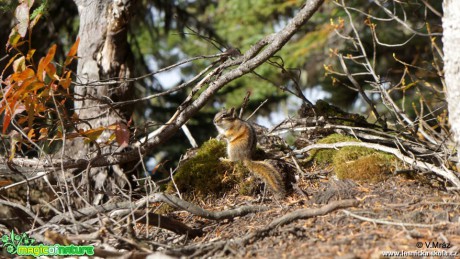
top-left (37, 44), bottom-right (57, 82)
top-left (81, 127), bottom-right (106, 142)
top-left (65, 37), bottom-right (80, 66)
top-left (108, 122), bottom-right (130, 148)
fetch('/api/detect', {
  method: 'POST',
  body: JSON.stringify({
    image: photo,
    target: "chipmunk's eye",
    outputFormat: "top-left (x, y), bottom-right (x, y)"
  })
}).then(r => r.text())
top-left (222, 114), bottom-right (235, 120)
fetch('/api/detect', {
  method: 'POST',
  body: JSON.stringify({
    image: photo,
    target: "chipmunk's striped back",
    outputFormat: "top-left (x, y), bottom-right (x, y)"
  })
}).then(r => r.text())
top-left (213, 108), bottom-right (286, 198)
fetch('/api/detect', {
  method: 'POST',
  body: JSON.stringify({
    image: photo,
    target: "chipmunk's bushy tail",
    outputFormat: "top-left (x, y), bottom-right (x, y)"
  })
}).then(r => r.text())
top-left (243, 159), bottom-right (286, 198)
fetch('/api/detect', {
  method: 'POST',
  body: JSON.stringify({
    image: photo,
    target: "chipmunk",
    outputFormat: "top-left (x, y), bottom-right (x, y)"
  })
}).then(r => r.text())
top-left (213, 108), bottom-right (286, 197)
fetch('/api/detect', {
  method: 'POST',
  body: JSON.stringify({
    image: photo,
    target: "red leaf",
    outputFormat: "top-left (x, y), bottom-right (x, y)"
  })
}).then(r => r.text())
top-left (26, 81), bottom-right (45, 92)
top-left (2, 110), bottom-right (12, 134)
top-left (37, 44), bottom-right (57, 82)
top-left (151, 163), bottom-right (162, 175)
top-left (11, 67), bottom-right (34, 82)
top-left (115, 122), bottom-right (130, 148)
top-left (65, 37), bottom-right (80, 66)
top-left (38, 127), bottom-right (48, 141)
top-left (10, 68), bottom-right (37, 99)
top-left (45, 63), bottom-right (57, 80)
top-left (0, 83), bottom-right (16, 114)
top-left (2, 102), bottom-right (25, 134)
top-left (0, 180), bottom-right (13, 187)
top-left (27, 128), bottom-right (35, 139)
top-left (12, 103), bottom-right (26, 117)
top-left (59, 71), bottom-right (72, 89)
top-left (13, 77), bottom-right (36, 98)
top-left (1, 53), bottom-right (21, 76)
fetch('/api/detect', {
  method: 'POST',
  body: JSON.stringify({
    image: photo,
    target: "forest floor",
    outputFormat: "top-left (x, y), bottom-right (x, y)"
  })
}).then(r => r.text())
top-left (160, 170), bottom-right (460, 258)
top-left (4, 110), bottom-right (459, 259)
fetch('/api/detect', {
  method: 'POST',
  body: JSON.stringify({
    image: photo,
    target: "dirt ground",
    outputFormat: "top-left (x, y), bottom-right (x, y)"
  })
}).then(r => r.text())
top-left (155, 171), bottom-right (460, 258)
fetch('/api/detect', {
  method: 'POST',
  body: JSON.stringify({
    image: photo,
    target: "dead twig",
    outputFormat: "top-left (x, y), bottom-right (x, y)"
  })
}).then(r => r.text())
top-left (342, 209), bottom-right (447, 228)
top-left (176, 199), bottom-right (358, 257)
top-left (250, 199), bottom-right (358, 236)
top-left (155, 193), bottom-right (269, 220)
top-left (0, 199), bottom-right (46, 226)
top-left (5, 0), bottom-right (326, 173)
top-left (49, 193), bottom-right (268, 224)
top-left (133, 211), bottom-right (203, 238)
top-left (294, 141), bottom-right (460, 187)
top-left (338, 54), bottom-right (384, 128)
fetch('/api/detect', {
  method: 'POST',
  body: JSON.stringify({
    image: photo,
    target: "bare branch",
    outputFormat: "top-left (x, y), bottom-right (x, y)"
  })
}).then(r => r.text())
top-left (7, 0), bottom-right (326, 173)
top-left (0, 199), bottom-right (46, 226)
top-left (373, 0), bottom-right (442, 36)
top-left (338, 54), bottom-right (383, 127)
top-left (294, 142), bottom-right (460, 187)
top-left (343, 209), bottom-right (447, 228)
top-left (48, 193), bottom-right (268, 224)
top-left (175, 199), bottom-right (358, 256)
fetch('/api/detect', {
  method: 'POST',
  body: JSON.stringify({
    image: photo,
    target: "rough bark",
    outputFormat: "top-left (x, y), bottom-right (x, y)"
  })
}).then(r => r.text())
top-left (443, 0), bottom-right (460, 168)
top-left (4, 0), bottom-right (324, 174)
top-left (69, 0), bottom-right (134, 192)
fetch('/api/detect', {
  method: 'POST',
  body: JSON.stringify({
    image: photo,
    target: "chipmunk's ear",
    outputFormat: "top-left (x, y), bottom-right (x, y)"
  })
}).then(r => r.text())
top-left (229, 107), bottom-right (236, 117)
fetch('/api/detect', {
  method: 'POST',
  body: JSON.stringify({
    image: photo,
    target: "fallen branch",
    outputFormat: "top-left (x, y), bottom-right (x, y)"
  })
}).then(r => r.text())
top-left (5, 0), bottom-right (326, 173)
top-left (294, 141), bottom-right (460, 187)
top-left (93, 249), bottom-right (168, 259)
top-left (270, 120), bottom-right (441, 155)
top-left (176, 199), bottom-right (358, 257)
top-left (342, 209), bottom-right (447, 228)
top-left (155, 193), bottom-right (269, 220)
top-left (242, 199), bottom-right (359, 245)
top-left (133, 211), bottom-right (203, 237)
top-left (0, 199), bottom-right (46, 226)
top-left (49, 193), bottom-right (268, 224)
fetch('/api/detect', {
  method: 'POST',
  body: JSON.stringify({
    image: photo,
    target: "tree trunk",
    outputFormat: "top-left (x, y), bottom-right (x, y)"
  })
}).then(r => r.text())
top-left (443, 0), bottom-right (460, 168)
top-left (69, 0), bottom-right (134, 200)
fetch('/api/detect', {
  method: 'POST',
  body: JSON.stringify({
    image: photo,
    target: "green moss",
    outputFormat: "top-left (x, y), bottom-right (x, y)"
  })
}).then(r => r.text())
top-left (167, 139), bottom-right (250, 198)
top-left (308, 133), bottom-right (396, 182)
top-left (334, 152), bottom-right (395, 183)
top-left (234, 162), bottom-right (256, 196)
top-left (315, 99), bottom-right (345, 117)
top-left (309, 133), bottom-right (358, 165)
